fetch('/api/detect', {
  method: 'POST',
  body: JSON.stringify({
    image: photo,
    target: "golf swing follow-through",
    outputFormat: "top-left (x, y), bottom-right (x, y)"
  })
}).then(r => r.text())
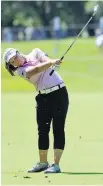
top-left (50, 4), bottom-right (99, 76)
top-left (3, 4), bottom-right (99, 174)
top-left (3, 48), bottom-right (69, 174)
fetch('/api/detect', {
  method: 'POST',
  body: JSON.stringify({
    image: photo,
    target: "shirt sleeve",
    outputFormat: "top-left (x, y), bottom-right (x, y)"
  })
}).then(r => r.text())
top-left (32, 48), bottom-right (48, 61)
top-left (16, 66), bottom-right (34, 79)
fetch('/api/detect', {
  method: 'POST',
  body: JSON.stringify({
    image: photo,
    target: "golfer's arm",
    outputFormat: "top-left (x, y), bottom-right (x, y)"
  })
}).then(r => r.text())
top-left (26, 60), bottom-right (53, 77)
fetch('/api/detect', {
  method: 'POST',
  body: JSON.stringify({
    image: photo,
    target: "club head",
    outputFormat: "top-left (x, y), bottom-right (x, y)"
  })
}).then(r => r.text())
top-left (93, 4), bottom-right (99, 15)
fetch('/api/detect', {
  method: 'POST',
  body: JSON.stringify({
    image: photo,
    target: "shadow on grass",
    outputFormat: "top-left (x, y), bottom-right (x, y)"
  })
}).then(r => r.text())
top-left (62, 172), bottom-right (103, 175)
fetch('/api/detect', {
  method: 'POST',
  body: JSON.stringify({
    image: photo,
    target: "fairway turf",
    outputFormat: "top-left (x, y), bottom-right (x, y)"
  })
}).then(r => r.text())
top-left (1, 38), bottom-right (103, 185)
top-left (2, 93), bottom-right (103, 185)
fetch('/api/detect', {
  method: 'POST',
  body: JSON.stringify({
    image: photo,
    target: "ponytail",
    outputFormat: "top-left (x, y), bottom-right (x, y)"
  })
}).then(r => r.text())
top-left (5, 62), bottom-right (18, 76)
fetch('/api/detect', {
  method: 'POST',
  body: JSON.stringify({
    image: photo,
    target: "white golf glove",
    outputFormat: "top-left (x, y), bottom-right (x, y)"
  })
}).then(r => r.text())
top-left (52, 64), bottom-right (60, 71)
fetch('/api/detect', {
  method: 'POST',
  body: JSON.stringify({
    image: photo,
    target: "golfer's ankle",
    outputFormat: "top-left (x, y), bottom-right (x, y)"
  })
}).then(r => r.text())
top-left (54, 161), bottom-right (59, 165)
top-left (40, 161), bottom-right (48, 163)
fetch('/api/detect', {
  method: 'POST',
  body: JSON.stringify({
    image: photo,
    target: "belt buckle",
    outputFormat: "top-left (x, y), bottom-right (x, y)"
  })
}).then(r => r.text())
top-left (45, 89), bottom-right (47, 94)
top-left (47, 88), bottom-right (52, 94)
top-left (45, 89), bottom-right (49, 94)
top-left (50, 88), bottom-right (52, 92)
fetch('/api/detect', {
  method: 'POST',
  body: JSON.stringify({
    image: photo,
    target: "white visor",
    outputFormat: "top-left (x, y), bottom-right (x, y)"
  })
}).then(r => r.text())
top-left (3, 48), bottom-right (17, 63)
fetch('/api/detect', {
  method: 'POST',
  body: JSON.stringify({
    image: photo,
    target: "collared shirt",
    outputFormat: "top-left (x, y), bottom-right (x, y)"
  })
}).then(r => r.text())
top-left (17, 48), bottom-right (64, 91)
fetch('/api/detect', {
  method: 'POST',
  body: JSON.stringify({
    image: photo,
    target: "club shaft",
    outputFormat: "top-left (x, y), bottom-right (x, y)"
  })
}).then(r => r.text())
top-left (61, 15), bottom-right (94, 58)
top-left (49, 12), bottom-right (95, 76)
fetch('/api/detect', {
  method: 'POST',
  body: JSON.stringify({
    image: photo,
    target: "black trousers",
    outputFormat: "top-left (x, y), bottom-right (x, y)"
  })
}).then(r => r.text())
top-left (35, 86), bottom-right (69, 150)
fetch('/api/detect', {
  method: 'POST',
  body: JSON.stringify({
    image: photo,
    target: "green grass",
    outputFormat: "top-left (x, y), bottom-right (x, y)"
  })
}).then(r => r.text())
top-left (1, 38), bottom-right (103, 185)
top-left (2, 92), bottom-right (103, 185)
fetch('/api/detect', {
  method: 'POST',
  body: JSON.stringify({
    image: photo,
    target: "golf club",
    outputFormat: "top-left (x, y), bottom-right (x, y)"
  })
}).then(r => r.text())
top-left (49, 4), bottom-right (99, 76)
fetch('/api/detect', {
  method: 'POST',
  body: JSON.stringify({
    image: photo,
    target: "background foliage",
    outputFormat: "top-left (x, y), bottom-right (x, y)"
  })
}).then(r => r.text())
top-left (1, 1), bottom-right (103, 27)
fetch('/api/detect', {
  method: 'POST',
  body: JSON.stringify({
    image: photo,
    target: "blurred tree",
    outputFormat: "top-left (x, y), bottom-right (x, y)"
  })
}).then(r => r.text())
top-left (1, 1), bottom-right (103, 28)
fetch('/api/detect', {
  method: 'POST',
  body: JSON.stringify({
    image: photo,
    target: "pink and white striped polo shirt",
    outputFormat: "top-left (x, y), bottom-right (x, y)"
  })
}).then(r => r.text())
top-left (17, 48), bottom-right (64, 91)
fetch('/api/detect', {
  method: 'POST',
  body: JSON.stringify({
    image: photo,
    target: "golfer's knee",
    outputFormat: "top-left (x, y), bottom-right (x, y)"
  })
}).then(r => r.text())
top-left (38, 126), bottom-right (50, 137)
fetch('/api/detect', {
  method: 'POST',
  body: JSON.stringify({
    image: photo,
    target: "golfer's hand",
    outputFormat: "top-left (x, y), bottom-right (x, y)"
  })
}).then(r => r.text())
top-left (51, 59), bottom-right (62, 65)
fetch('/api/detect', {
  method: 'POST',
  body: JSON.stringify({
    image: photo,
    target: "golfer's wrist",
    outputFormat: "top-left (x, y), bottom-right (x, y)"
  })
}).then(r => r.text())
top-left (50, 59), bottom-right (56, 65)
top-left (50, 59), bottom-right (60, 65)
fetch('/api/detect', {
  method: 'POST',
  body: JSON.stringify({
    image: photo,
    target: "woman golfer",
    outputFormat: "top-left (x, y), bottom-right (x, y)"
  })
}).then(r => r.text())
top-left (3, 48), bottom-right (69, 173)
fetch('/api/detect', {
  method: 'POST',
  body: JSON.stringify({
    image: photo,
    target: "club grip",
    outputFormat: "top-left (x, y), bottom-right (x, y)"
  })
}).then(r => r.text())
top-left (49, 56), bottom-right (64, 76)
top-left (60, 56), bottom-right (64, 61)
top-left (50, 69), bottom-right (54, 76)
